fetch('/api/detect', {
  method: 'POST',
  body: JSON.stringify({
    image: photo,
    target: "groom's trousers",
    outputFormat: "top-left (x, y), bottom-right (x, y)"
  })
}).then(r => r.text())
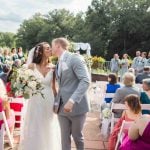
top-left (58, 113), bottom-right (86, 150)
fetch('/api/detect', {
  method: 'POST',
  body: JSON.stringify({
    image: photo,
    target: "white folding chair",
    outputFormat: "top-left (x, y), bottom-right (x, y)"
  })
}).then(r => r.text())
top-left (115, 120), bottom-right (133, 150)
top-left (141, 104), bottom-right (150, 112)
top-left (0, 111), bottom-right (14, 149)
top-left (105, 93), bottom-right (115, 99)
top-left (110, 103), bottom-right (126, 133)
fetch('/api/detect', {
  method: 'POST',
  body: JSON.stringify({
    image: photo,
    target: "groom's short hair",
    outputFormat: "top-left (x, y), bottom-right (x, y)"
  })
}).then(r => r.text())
top-left (52, 37), bottom-right (70, 50)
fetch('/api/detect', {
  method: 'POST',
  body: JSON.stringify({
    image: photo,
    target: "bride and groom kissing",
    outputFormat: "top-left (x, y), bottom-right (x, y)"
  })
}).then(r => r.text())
top-left (19, 37), bottom-right (91, 150)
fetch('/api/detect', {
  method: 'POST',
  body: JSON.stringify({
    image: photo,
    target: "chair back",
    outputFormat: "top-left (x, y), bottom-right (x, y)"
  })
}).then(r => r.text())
top-left (105, 93), bottom-right (115, 99)
top-left (110, 103), bottom-right (126, 133)
top-left (141, 104), bottom-right (150, 111)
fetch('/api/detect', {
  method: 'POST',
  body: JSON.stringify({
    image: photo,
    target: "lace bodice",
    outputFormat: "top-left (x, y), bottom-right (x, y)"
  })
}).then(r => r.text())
top-left (34, 65), bottom-right (53, 88)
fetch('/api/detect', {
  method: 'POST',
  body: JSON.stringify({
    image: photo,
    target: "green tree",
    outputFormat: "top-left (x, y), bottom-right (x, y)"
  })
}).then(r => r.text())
top-left (0, 32), bottom-right (16, 48)
top-left (85, 0), bottom-right (113, 57)
top-left (16, 13), bottom-right (46, 50)
top-left (16, 9), bottom-right (78, 51)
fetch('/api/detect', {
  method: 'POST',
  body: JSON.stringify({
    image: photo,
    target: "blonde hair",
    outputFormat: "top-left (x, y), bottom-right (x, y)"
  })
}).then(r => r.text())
top-left (0, 79), bottom-right (7, 100)
top-left (123, 72), bottom-right (135, 86)
top-left (52, 37), bottom-right (70, 50)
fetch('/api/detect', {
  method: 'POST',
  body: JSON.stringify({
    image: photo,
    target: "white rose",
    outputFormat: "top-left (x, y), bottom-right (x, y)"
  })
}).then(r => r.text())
top-left (22, 75), bottom-right (28, 81)
top-left (24, 86), bottom-right (30, 93)
top-left (28, 81), bottom-right (37, 90)
top-left (25, 69), bottom-right (33, 76)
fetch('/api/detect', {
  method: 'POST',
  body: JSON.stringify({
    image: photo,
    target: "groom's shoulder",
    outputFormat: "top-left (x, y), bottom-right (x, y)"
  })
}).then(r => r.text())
top-left (71, 53), bottom-right (84, 62)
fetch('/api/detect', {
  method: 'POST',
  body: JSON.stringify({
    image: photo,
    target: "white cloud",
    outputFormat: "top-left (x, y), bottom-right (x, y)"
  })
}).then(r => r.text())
top-left (0, 0), bottom-right (92, 33)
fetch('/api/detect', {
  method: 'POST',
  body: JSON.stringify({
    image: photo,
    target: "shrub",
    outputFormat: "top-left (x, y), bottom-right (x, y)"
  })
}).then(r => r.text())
top-left (92, 56), bottom-right (105, 69)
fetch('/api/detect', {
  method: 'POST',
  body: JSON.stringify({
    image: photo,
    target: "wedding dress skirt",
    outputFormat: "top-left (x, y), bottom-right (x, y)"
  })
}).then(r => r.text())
top-left (19, 68), bottom-right (61, 150)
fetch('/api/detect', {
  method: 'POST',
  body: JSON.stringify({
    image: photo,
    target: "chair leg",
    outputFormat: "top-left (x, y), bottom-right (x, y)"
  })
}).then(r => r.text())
top-left (2, 112), bottom-right (14, 148)
top-left (0, 125), bottom-right (4, 150)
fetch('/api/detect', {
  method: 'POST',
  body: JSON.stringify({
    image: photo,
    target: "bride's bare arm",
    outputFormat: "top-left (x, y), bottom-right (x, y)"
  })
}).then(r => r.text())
top-left (52, 72), bottom-right (57, 97)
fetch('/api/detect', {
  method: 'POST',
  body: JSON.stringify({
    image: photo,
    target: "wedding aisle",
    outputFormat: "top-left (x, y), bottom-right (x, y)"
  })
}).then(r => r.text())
top-left (4, 112), bottom-right (107, 150)
top-left (5, 83), bottom-right (108, 150)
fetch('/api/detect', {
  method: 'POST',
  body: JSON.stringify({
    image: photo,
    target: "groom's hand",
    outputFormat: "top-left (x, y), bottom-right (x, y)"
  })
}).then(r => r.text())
top-left (64, 100), bottom-right (74, 112)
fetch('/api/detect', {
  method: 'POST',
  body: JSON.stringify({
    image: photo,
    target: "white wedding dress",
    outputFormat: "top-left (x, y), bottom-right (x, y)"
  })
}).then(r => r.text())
top-left (19, 66), bottom-right (61, 150)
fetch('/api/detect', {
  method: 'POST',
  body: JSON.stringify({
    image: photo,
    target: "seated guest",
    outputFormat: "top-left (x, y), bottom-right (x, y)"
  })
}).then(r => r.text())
top-left (104, 73), bottom-right (121, 103)
top-left (100, 74), bottom-right (121, 131)
top-left (120, 114), bottom-right (150, 150)
top-left (0, 79), bottom-right (15, 134)
top-left (108, 94), bottom-right (141, 150)
top-left (112, 72), bottom-right (141, 117)
top-left (140, 78), bottom-right (150, 114)
top-left (17, 47), bottom-right (24, 60)
top-left (6, 69), bottom-right (14, 97)
top-left (136, 66), bottom-right (150, 84)
top-left (101, 73), bottom-right (121, 114)
top-left (0, 64), bottom-right (11, 85)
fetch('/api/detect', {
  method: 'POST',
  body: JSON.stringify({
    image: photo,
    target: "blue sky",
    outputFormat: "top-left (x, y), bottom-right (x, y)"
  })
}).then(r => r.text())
top-left (0, 0), bottom-right (92, 33)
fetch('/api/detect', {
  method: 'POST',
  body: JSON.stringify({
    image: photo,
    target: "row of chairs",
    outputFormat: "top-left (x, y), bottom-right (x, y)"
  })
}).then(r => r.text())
top-left (90, 81), bottom-right (150, 150)
top-left (111, 103), bottom-right (150, 133)
top-left (111, 103), bottom-right (150, 150)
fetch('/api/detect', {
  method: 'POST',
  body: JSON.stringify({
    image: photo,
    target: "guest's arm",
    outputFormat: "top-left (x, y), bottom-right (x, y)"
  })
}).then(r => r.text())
top-left (121, 110), bottom-right (126, 117)
top-left (2, 99), bottom-right (11, 119)
top-left (128, 122), bottom-right (139, 140)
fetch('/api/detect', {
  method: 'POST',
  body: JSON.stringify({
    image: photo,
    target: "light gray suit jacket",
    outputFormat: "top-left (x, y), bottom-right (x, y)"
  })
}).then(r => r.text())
top-left (55, 51), bottom-right (90, 116)
top-left (112, 86), bottom-right (141, 104)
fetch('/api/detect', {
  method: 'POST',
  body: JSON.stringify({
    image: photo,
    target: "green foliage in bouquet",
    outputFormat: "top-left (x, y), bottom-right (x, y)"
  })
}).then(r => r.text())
top-left (10, 66), bottom-right (44, 99)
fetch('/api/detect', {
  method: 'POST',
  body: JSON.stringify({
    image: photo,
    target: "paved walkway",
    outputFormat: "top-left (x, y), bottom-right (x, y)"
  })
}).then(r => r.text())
top-left (4, 112), bottom-right (108, 150)
top-left (5, 83), bottom-right (108, 150)
top-left (72, 112), bottom-right (108, 150)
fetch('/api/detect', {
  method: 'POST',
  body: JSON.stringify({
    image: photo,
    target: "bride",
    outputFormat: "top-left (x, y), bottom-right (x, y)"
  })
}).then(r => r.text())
top-left (19, 42), bottom-right (61, 150)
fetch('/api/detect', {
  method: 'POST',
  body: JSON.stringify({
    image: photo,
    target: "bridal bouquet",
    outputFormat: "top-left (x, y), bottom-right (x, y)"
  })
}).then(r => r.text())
top-left (10, 66), bottom-right (44, 99)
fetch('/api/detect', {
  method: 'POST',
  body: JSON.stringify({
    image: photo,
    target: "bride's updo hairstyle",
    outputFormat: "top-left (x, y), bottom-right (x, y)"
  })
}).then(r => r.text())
top-left (32, 42), bottom-right (49, 64)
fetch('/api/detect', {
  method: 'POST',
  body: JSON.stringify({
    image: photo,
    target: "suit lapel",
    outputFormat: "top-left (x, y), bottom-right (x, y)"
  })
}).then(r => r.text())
top-left (59, 52), bottom-right (71, 85)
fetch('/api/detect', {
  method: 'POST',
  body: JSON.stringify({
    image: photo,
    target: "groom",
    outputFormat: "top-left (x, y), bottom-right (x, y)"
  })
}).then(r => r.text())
top-left (52, 37), bottom-right (90, 150)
